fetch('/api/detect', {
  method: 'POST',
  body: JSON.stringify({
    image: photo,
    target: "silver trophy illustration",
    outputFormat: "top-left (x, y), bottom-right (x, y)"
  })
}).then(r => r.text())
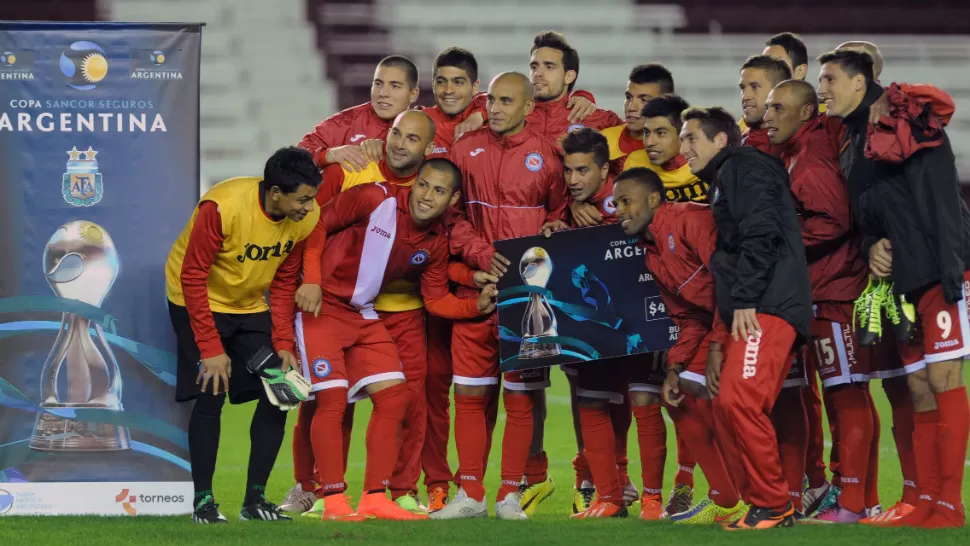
top-left (29, 220), bottom-right (130, 452)
top-left (518, 247), bottom-right (562, 359)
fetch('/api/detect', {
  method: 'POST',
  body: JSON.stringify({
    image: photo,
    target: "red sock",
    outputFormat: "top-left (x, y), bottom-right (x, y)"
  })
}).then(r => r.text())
top-left (483, 389), bottom-right (499, 477)
top-left (828, 385), bottom-right (874, 513)
top-left (865, 387), bottom-right (881, 509)
top-left (803, 369), bottom-right (828, 488)
top-left (498, 392), bottom-right (533, 501)
top-left (454, 394), bottom-right (488, 501)
top-left (925, 387), bottom-right (969, 527)
top-left (294, 399), bottom-right (317, 491)
top-left (669, 399), bottom-right (740, 508)
top-left (611, 400), bottom-right (632, 486)
top-left (579, 406), bottom-right (622, 502)
top-left (892, 410), bottom-right (940, 527)
top-left (363, 384), bottom-right (410, 492)
top-left (572, 451), bottom-right (592, 488)
top-left (771, 388), bottom-right (808, 513)
top-left (823, 388), bottom-right (840, 482)
top-left (524, 451), bottom-right (548, 486)
top-left (309, 389), bottom-right (349, 495)
top-left (884, 378), bottom-right (918, 505)
top-left (633, 403), bottom-right (666, 497)
top-left (674, 429), bottom-right (696, 488)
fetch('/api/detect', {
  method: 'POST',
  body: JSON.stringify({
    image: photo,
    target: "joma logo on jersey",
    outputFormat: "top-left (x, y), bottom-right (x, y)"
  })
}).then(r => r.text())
top-left (370, 225), bottom-right (392, 239)
top-left (235, 240), bottom-right (294, 262)
top-left (742, 331), bottom-right (763, 379)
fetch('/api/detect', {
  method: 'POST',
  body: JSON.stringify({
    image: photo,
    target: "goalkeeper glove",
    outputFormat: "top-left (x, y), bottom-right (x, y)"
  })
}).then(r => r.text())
top-left (261, 368), bottom-right (311, 411)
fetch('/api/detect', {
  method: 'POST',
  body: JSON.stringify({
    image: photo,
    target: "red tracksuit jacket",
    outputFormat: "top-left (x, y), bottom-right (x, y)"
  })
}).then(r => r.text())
top-left (298, 102), bottom-right (392, 167)
top-left (777, 119), bottom-right (868, 321)
top-left (568, 177), bottom-right (616, 226)
top-left (449, 125), bottom-right (567, 287)
top-left (528, 94), bottom-right (623, 145)
top-left (644, 201), bottom-right (719, 367)
top-left (424, 93), bottom-right (488, 158)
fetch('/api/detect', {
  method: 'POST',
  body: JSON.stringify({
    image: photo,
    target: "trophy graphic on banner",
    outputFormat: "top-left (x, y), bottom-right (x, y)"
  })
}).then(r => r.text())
top-left (29, 220), bottom-right (130, 452)
top-left (518, 246), bottom-right (562, 359)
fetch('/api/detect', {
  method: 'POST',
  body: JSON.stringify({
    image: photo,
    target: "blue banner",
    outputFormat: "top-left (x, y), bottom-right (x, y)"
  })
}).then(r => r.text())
top-left (0, 22), bottom-right (200, 516)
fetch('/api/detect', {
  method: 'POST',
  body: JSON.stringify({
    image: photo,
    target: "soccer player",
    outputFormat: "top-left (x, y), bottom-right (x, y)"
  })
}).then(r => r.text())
top-left (599, 64), bottom-right (675, 172)
top-left (166, 147), bottom-right (321, 523)
top-left (763, 80), bottom-right (881, 522)
top-left (424, 47), bottom-right (487, 158)
top-left (295, 160), bottom-right (497, 521)
top-left (763, 32), bottom-right (809, 81)
top-left (613, 167), bottom-right (745, 525)
top-left (296, 55), bottom-right (428, 173)
top-left (738, 54), bottom-right (792, 152)
top-left (681, 106), bottom-right (812, 529)
top-left (431, 71), bottom-right (566, 520)
top-left (819, 49), bottom-right (970, 528)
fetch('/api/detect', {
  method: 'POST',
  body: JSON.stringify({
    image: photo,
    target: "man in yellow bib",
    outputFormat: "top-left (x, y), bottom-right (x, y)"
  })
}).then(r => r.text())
top-left (165, 146), bottom-right (321, 524)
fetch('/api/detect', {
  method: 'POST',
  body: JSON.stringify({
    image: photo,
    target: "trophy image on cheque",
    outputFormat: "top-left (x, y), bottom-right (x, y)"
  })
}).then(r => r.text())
top-left (29, 220), bottom-right (130, 452)
top-left (518, 246), bottom-right (562, 359)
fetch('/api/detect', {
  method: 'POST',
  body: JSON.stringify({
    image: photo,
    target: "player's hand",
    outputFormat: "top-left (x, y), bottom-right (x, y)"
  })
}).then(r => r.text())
top-left (473, 270), bottom-right (499, 288)
top-left (706, 344), bottom-right (724, 398)
top-left (868, 238), bottom-right (893, 279)
top-left (540, 220), bottom-right (569, 238)
top-left (197, 353), bottom-right (231, 396)
top-left (570, 200), bottom-right (602, 227)
top-left (455, 112), bottom-right (485, 142)
top-left (360, 139), bottom-right (384, 163)
top-left (869, 90), bottom-right (890, 124)
top-left (278, 350), bottom-right (298, 373)
top-left (477, 284), bottom-right (499, 314)
top-left (490, 251), bottom-right (511, 279)
top-left (662, 369), bottom-right (685, 407)
top-left (731, 308), bottom-right (761, 342)
top-left (325, 145), bottom-right (369, 172)
top-left (566, 95), bottom-right (596, 123)
top-left (295, 283), bottom-right (323, 317)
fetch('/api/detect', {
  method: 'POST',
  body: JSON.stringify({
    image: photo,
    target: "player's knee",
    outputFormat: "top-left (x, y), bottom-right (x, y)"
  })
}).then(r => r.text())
top-left (191, 392), bottom-right (226, 419)
top-left (366, 378), bottom-right (406, 396)
top-left (577, 397), bottom-right (609, 410)
top-left (678, 378), bottom-right (708, 400)
top-left (927, 360), bottom-right (964, 393)
top-left (454, 383), bottom-right (490, 397)
top-left (629, 390), bottom-right (659, 407)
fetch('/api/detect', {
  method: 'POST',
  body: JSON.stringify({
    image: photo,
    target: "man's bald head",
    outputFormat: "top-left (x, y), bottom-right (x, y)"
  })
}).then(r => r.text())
top-left (486, 71), bottom-right (535, 136)
top-left (763, 79), bottom-right (819, 145)
top-left (774, 79), bottom-right (819, 114)
top-left (394, 109), bottom-right (436, 142)
top-left (386, 109), bottom-right (436, 172)
top-left (836, 41), bottom-right (883, 80)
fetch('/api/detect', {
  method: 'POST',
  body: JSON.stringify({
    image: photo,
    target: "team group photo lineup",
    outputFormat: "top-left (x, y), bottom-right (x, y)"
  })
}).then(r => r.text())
top-left (2, 1), bottom-right (969, 539)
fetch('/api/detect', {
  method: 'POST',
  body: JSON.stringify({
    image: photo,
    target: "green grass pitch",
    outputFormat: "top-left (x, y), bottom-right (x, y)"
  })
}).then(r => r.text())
top-left (2, 368), bottom-right (969, 545)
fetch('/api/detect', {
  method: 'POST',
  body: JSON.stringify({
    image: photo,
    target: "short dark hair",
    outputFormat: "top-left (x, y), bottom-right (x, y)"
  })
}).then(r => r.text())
top-left (419, 157), bottom-right (463, 191)
top-left (740, 54), bottom-right (793, 88)
top-left (817, 49), bottom-right (875, 87)
top-left (615, 167), bottom-right (666, 202)
top-left (433, 47), bottom-right (478, 83)
top-left (683, 107), bottom-right (742, 148)
top-left (774, 79), bottom-right (819, 116)
top-left (765, 32), bottom-right (808, 69)
top-left (629, 63), bottom-right (674, 93)
top-left (562, 128), bottom-right (610, 168)
top-left (262, 147), bottom-right (321, 194)
top-left (531, 31), bottom-right (579, 91)
top-left (378, 55), bottom-right (419, 88)
top-left (641, 93), bottom-right (691, 130)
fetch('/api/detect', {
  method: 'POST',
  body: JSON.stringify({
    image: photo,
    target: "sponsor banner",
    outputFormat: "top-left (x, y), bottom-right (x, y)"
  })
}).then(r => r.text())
top-left (0, 482), bottom-right (192, 516)
top-left (495, 224), bottom-right (677, 372)
top-left (0, 22), bottom-right (201, 515)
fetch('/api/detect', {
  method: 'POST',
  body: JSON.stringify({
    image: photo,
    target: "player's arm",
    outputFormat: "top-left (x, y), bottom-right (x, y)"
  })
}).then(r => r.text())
top-left (179, 201), bottom-right (226, 359)
top-left (298, 110), bottom-right (353, 167)
top-left (897, 83), bottom-right (955, 126)
top-left (543, 154), bottom-right (568, 224)
top-left (269, 240), bottom-right (304, 355)
top-left (728, 164), bottom-right (787, 308)
top-left (793, 165), bottom-right (853, 261)
top-left (422, 242), bottom-right (493, 319)
top-left (448, 260), bottom-right (478, 288)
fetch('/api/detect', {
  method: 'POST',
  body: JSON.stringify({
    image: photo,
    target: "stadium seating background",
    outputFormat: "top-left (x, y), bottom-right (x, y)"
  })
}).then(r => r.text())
top-left (4, 0), bottom-right (970, 198)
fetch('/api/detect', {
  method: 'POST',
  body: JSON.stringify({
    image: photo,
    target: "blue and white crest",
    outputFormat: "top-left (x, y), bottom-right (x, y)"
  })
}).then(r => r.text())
top-left (62, 146), bottom-right (103, 207)
top-left (668, 233), bottom-right (676, 252)
top-left (525, 152), bottom-right (544, 172)
top-left (312, 358), bottom-right (331, 378)
top-left (603, 196), bottom-right (616, 215)
top-left (410, 250), bottom-right (429, 266)
top-left (567, 123), bottom-right (585, 133)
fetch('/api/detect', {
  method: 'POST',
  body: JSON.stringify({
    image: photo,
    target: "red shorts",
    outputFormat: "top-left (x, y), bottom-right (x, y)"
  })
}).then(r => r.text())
top-left (295, 311), bottom-right (404, 403)
top-left (451, 313), bottom-right (550, 391)
top-left (871, 326), bottom-right (927, 379)
top-left (810, 317), bottom-right (871, 388)
top-left (676, 334), bottom-right (712, 388)
top-left (914, 271), bottom-right (970, 364)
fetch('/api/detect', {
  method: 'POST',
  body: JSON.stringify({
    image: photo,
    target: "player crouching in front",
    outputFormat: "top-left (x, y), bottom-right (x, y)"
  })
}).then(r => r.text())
top-left (166, 147), bottom-right (321, 524)
top-left (294, 159), bottom-right (497, 522)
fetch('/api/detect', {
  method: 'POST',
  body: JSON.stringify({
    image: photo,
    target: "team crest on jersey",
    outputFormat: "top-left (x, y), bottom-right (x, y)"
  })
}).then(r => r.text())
top-left (410, 249), bottom-right (429, 266)
top-left (567, 123), bottom-right (585, 133)
top-left (603, 196), bottom-right (616, 215)
top-left (668, 233), bottom-right (676, 252)
top-left (312, 358), bottom-right (331, 378)
top-left (525, 152), bottom-right (544, 172)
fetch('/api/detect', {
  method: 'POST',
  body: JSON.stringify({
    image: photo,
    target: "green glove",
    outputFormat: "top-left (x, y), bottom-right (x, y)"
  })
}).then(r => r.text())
top-left (261, 368), bottom-right (311, 410)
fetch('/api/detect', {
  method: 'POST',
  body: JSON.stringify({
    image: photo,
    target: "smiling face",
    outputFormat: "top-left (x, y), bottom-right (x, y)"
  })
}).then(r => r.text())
top-left (433, 65), bottom-right (479, 116)
top-left (385, 112), bottom-right (434, 171)
top-left (817, 61), bottom-right (866, 119)
top-left (613, 178), bottom-right (659, 237)
top-left (679, 118), bottom-right (722, 174)
top-left (409, 166), bottom-right (460, 225)
top-left (739, 67), bottom-right (773, 128)
top-left (643, 115), bottom-right (681, 166)
top-left (371, 65), bottom-right (419, 121)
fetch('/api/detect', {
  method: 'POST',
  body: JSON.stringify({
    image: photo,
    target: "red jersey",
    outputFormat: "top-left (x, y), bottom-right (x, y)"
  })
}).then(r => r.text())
top-left (568, 176), bottom-right (617, 227)
top-left (643, 201), bottom-right (718, 366)
top-left (423, 93), bottom-right (488, 158)
top-left (303, 183), bottom-right (480, 320)
top-left (527, 94), bottom-right (622, 146)
top-left (776, 119), bottom-right (867, 319)
top-left (298, 102), bottom-right (392, 167)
